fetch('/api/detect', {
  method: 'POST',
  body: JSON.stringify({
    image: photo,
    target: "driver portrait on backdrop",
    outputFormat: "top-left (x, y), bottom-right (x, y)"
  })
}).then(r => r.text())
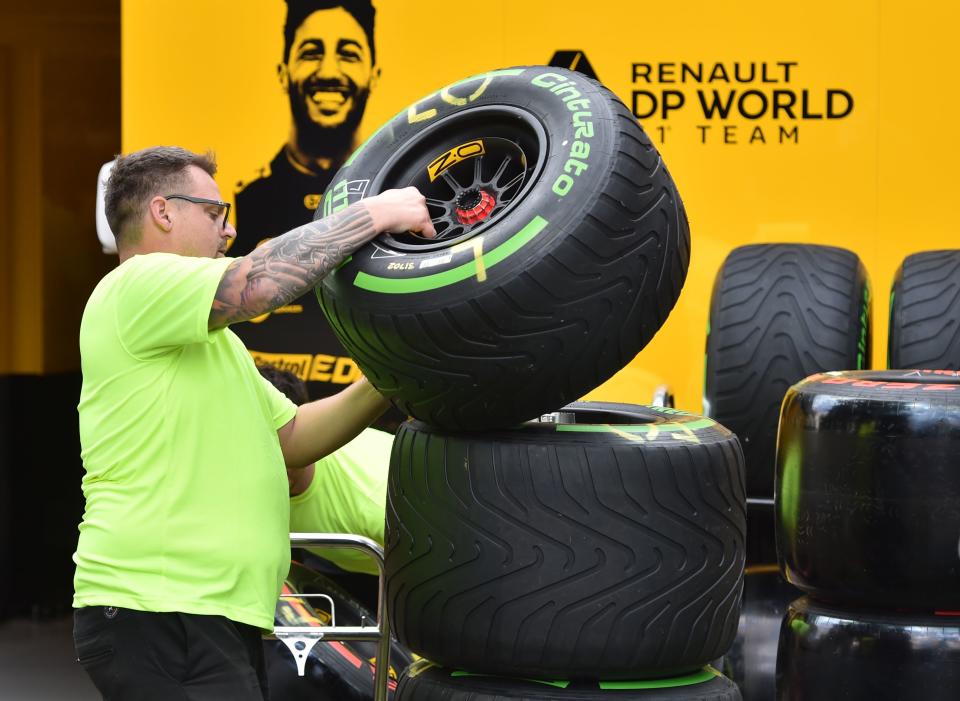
top-left (233, 0), bottom-right (381, 403)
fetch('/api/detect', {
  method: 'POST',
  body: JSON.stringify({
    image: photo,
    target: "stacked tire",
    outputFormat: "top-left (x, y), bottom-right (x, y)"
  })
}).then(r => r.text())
top-left (888, 250), bottom-right (960, 370)
top-left (386, 403), bottom-right (746, 698)
top-left (774, 370), bottom-right (960, 700)
top-left (315, 66), bottom-right (746, 698)
top-left (703, 244), bottom-right (870, 700)
top-left (704, 244), bottom-right (870, 564)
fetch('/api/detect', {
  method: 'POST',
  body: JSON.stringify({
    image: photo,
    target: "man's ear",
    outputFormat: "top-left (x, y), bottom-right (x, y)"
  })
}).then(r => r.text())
top-left (277, 62), bottom-right (289, 93)
top-left (149, 196), bottom-right (174, 232)
top-left (369, 64), bottom-right (381, 92)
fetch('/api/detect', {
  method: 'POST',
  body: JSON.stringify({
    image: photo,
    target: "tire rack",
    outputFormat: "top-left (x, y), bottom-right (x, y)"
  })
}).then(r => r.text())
top-left (269, 533), bottom-right (391, 701)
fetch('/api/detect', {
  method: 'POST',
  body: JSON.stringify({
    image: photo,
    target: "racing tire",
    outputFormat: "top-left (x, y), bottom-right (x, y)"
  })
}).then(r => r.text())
top-left (775, 370), bottom-right (960, 610)
top-left (385, 402), bottom-right (746, 679)
top-left (775, 597), bottom-right (960, 701)
top-left (395, 660), bottom-right (742, 701)
top-left (704, 244), bottom-right (870, 498)
top-left (888, 249), bottom-right (960, 369)
top-left (316, 66), bottom-right (690, 430)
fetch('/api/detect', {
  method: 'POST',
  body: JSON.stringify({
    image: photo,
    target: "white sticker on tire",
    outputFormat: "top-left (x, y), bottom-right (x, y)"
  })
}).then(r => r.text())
top-left (420, 255), bottom-right (452, 269)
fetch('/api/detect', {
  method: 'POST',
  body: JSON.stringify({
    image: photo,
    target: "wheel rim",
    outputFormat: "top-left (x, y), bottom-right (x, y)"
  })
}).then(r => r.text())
top-left (373, 106), bottom-right (548, 252)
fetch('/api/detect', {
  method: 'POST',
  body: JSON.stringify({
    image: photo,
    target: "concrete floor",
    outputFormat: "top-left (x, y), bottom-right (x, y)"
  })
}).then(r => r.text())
top-left (0, 616), bottom-right (100, 700)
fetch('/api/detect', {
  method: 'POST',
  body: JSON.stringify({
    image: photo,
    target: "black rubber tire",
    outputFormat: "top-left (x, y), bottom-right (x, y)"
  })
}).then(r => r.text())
top-left (888, 250), bottom-right (960, 370)
top-left (721, 566), bottom-right (798, 701)
top-left (265, 562), bottom-right (414, 700)
top-left (704, 244), bottom-right (870, 499)
top-left (776, 597), bottom-right (960, 701)
top-left (775, 370), bottom-right (960, 610)
top-left (396, 660), bottom-right (742, 701)
top-left (385, 402), bottom-right (746, 680)
top-left (316, 66), bottom-right (690, 431)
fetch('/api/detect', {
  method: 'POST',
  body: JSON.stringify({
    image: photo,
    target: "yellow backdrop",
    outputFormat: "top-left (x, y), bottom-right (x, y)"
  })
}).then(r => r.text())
top-left (123, 0), bottom-right (960, 412)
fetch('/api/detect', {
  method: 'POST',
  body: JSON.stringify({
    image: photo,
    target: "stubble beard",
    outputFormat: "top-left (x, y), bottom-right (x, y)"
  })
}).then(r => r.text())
top-left (289, 83), bottom-right (371, 165)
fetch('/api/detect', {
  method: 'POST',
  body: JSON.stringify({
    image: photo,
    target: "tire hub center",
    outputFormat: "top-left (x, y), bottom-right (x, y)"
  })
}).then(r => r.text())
top-left (454, 188), bottom-right (496, 225)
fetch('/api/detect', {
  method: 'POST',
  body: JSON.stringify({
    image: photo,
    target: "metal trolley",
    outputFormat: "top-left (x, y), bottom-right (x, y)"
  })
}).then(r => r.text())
top-left (269, 533), bottom-right (392, 701)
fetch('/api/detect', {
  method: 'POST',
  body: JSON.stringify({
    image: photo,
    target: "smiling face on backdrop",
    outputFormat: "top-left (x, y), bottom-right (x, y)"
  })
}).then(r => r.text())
top-left (280, 7), bottom-right (378, 157)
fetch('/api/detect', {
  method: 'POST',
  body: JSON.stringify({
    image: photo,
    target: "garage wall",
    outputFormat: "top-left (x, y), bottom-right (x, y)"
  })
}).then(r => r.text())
top-left (0, 1), bottom-right (120, 618)
top-left (121, 0), bottom-right (960, 411)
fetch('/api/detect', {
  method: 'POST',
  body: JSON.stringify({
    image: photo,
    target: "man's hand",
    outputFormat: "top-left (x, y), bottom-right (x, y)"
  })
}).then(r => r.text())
top-left (363, 187), bottom-right (437, 238)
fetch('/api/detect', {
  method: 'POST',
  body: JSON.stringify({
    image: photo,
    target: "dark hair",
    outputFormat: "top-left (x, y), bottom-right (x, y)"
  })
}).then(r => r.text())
top-left (105, 146), bottom-right (217, 247)
top-left (258, 364), bottom-right (310, 406)
top-left (283, 0), bottom-right (376, 64)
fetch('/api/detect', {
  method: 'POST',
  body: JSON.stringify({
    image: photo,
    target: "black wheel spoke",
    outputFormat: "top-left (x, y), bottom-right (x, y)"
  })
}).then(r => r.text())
top-left (383, 129), bottom-right (542, 251)
top-left (499, 171), bottom-right (525, 197)
top-left (437, 225), bottom-right (465, 240)
top-left (472, 154), bottom-right (484, 187)
top-left (441, 171), bottom-right (461, 195)
top-left (491, 155), bottom-right (512, 187)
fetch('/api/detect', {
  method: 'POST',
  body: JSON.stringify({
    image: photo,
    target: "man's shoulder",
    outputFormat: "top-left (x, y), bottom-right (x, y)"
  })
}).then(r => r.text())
top-left (235, 163), bottom-right (277, 201)
top-left (111, 253), bottom-right (230, 292)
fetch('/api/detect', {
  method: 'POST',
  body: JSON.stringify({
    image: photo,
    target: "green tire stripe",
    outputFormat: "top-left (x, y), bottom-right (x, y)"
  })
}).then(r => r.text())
top-left (450, 671), bottom-right (569, 689)
top-left (353, 216), bottom-right (548, 294)
top-left (557, 417), bottom-right (716, 434)
top-left (450, 666), bottom-right (721, 691)
top-left (599, 667), bottom-right (721, 690)
top-left (887, 288), bottom-right (895, 366)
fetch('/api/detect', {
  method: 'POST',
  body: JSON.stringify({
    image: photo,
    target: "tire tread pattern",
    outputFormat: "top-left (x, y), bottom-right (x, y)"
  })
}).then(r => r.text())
top-left (385, 415), bottom-right (745, 679)
top-left (704, 244), bottom-right (868, 497)
top-left (320, 73), bottom-right (690, 430)
top-left (888, 249), bottom-right (960, 370)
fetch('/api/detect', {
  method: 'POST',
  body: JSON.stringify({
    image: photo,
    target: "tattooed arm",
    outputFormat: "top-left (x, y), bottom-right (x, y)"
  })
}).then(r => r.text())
top-left (209, 187), bottom-right (434, 330)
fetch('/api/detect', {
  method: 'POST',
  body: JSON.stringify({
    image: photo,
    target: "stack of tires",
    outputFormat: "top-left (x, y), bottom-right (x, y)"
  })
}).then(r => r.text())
top-left (773, 370), bottom-right (960, 699)
top-left (703, 244), bottom-right (870, 700)
top-left (385, 403), bottom-right (746, 700)
top-left (315, 66), bottom-right (747, 699)
top-left (773, 250), bottom-right (960, 700)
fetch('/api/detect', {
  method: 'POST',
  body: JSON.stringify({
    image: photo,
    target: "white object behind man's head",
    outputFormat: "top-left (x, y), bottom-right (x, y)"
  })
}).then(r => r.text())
top-left (95, 160), bottom-right (118, 254)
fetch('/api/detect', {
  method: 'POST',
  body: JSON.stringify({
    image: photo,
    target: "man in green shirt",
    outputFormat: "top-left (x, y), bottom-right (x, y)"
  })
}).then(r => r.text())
top-left (73, 145), bottom-right (433, 700)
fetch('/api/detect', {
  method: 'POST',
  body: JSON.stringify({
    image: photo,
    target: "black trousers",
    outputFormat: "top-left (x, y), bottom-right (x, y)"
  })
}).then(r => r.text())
top-left (73, 606), bottom-right (269, 701)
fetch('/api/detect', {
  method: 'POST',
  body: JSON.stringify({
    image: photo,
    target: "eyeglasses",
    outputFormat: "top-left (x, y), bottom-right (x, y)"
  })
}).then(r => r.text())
top-left (165, 194), bottom-right (231, 230)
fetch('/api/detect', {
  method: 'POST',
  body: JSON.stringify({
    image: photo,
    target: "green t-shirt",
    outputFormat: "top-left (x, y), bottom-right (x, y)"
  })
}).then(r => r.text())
top-left (290, 427), bottom-right (392, 576)
top-left (74, 252), bottom-right (297, 630)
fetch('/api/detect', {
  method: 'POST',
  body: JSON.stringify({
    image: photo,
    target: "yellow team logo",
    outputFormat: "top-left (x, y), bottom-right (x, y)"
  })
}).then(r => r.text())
top-left (427, 140), bottom-right (485, 182)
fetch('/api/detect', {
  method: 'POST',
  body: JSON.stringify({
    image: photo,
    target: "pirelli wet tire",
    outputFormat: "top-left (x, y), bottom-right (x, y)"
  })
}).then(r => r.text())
top-left (888, 249), bottom-right (960, 369)
top-left (704, 244), bottom-right (870, 499)
top-left (395, 660), bottom-right (743, 701)
top-left (315, 66), bottom-right (690, 431)
top-left (776, 597), bottom-right (960, 701)
top-left (385, 402), bottom-right (746, 680)
top-left (775, 370), bottom-right (960, 610)
top-left (265, 562), bottom-right (415, 700)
